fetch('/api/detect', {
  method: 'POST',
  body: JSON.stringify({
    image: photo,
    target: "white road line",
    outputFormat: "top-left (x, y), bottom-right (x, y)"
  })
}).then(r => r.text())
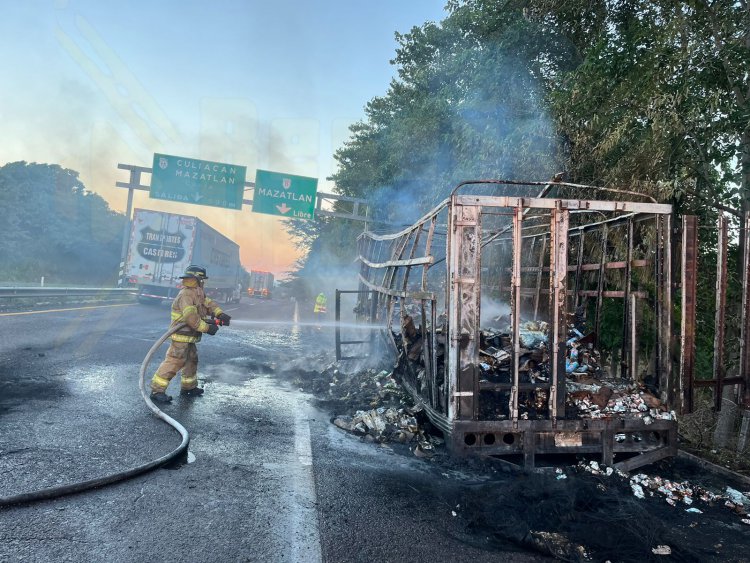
top-left (291, 412), bottom-right (322, 562)
top-left (295, 414), bottom-right (314, 467)
top-left (0, 303), bottom-right (136, 317)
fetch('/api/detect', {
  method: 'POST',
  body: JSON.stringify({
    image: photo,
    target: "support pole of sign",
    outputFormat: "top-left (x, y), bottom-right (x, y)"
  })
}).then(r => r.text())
top-left (115, 164), bottom-right (152, 286)
top-left (242, 181), bottom-right (255, 207)
top-left (118, 184), bottom-right (135, 287)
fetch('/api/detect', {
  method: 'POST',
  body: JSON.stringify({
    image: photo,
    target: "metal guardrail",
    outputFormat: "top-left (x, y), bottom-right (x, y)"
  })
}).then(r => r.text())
top-left (0, 287), bottom-right (137, 299)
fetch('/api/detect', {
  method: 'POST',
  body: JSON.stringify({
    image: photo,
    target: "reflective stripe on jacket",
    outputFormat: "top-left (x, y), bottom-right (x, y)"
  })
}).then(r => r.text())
top-left (313, 294), bottom-right (327, 313)
top-left (170, 286), bottom-right (223, 343)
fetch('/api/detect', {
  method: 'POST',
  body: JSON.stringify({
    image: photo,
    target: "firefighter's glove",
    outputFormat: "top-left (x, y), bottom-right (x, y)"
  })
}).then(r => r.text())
top-left (206, 323), bottom-right (219, 336)
top-left (217, 312), bottom-right (231, 326)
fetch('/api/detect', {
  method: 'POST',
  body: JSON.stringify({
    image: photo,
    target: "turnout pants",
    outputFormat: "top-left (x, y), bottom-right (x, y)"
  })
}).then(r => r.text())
top-left (151, 341), bottom-right (199, 393)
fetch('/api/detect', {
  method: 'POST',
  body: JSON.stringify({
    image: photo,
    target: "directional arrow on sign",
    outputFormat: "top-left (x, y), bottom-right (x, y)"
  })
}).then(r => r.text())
top-left (276, 203), bottom-right (292, 214)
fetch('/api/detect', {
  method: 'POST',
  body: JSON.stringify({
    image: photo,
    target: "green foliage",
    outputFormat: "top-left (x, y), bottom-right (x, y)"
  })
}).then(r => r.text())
top-left (0, 162), bottom-right (125, 285)
top-left (285, 215), bottom-right (364, 299)
top-left (532, 0), bottom-right (748, 378)
top-left (537, 0), bottom-right (748, 212)
top-left (318, 0), bottom-right (748, 217)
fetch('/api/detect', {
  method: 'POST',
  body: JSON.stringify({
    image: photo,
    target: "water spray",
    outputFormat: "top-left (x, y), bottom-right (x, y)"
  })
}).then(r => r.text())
top-left (228, 318), bottom-right (386, 331)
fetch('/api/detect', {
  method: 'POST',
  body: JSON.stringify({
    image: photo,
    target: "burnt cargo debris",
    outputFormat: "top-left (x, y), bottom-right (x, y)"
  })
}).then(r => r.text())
top-left (336, 180), bottom-right (680, 471)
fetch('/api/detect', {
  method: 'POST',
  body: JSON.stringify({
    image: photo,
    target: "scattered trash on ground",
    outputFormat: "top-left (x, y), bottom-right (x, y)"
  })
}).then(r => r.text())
top-left (278, 354), bottom-right (442, 457)
top-left (569, 383), bottom-right (676, 422)
top-left (578, 460), bottom-right (750, 523)
top-left (332, 404), bottom-right (443, 455)
top-left (280, 349), bottom-right (748, 562)
top-left (527, 531), bottom-right (589, 561)
top-left (278, 355), bottom-right (409, 412)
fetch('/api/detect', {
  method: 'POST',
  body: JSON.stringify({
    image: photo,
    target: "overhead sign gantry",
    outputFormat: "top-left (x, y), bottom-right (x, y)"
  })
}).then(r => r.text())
top-left (115, 155), bottom-right (371, 284)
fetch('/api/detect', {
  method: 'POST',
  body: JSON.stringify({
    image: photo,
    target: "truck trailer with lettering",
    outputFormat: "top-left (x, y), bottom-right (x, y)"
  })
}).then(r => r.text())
top-left (124, 208), bottom-right (242, 305)
top-left (247, 270), bottom-right (274, 299)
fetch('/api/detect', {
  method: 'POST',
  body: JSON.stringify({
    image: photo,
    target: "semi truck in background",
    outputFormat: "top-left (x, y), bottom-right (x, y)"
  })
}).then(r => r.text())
top-left (124, 209), bottom-right (242, 305)
top-left (247, 270), bottom-right (274, 299)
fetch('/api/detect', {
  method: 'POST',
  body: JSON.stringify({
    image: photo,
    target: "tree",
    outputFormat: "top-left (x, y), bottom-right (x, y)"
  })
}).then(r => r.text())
top-left (0, 162), bottom-right (125, 284)
top-left (517, 0), bottom-right (750, 226)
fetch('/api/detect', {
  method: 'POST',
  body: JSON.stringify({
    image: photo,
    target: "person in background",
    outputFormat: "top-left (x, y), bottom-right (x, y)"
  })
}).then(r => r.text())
top-left (313, 292), bottom-right (327, 327)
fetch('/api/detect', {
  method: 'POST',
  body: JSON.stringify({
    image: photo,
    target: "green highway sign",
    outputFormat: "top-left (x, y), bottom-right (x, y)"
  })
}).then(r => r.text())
top-left (150, 153), bottom-right (246, 210)
top-left (252, 169), bottom-right (318, 219)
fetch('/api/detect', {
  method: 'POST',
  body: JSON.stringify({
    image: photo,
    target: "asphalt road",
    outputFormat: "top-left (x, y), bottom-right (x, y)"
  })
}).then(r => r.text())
top-left (0, 297), bottom-right (544, 563)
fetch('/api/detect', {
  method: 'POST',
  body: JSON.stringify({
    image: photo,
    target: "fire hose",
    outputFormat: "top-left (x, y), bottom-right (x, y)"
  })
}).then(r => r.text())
top-left (0, 322), bottom-right (190, 507)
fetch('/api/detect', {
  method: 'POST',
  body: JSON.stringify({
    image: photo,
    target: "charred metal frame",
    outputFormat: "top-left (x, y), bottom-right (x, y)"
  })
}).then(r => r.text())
top-left (335, 289), bottom-right (375, 361)
top-left (680, 216), bottom-right (698, 414)
top-left (741, 211), bottom-right (750, 408)
top-left (341, 183), bottom-right (680, 470)
top-left (681, 210), bottom-right (750, 413)
top-left (714, 214), bottom-right (729, 410)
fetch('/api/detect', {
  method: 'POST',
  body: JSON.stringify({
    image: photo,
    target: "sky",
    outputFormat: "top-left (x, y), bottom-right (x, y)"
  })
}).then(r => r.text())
top-left (0, 0), bottom-right (447, 276)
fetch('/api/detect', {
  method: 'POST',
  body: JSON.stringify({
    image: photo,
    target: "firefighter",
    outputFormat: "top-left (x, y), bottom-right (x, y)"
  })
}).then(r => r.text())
top-left (313, 292), bottom-right (327, 326)
top-left (150, 265), bottom-right (231, 403)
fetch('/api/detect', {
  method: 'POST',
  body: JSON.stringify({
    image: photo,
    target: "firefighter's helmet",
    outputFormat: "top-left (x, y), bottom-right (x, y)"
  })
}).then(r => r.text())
top-left (179, 265), bottom-right (208, 280)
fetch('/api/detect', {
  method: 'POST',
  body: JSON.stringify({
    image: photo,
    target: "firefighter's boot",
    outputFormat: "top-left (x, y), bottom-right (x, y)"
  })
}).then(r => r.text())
top-left (181, 387), bottom-right (205, 397)
top-left (150, 392), bottom-right (172, 404)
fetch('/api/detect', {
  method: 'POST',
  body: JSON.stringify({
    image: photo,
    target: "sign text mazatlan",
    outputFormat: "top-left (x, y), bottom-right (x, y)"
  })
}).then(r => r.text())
top-left (150, 153), bottom-right (246, 210)
top-left (252, 169), bottom-right (318, 219)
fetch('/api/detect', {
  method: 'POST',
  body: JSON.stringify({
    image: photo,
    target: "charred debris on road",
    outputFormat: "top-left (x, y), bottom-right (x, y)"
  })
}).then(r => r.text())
top-left (276, 353), bottom-right (444, 459)
top-left (276, 352), bottom-right (750, 562)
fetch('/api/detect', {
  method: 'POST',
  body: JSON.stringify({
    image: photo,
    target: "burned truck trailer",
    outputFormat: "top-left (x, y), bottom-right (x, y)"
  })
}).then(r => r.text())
top-left (337, 181), bottom-right (680, 471)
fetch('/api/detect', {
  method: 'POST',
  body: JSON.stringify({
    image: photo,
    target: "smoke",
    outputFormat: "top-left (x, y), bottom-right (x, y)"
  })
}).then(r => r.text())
top-left (335, 350), bottom-right (391, 375)
top-left (363, 179), bottom-right (436, 231)
top-left (356, 21), bottom-right (563, 229)
top-left (289, 241), bottom-right (362, 323)
top-left (481, 297), bottom-right (511, 327)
